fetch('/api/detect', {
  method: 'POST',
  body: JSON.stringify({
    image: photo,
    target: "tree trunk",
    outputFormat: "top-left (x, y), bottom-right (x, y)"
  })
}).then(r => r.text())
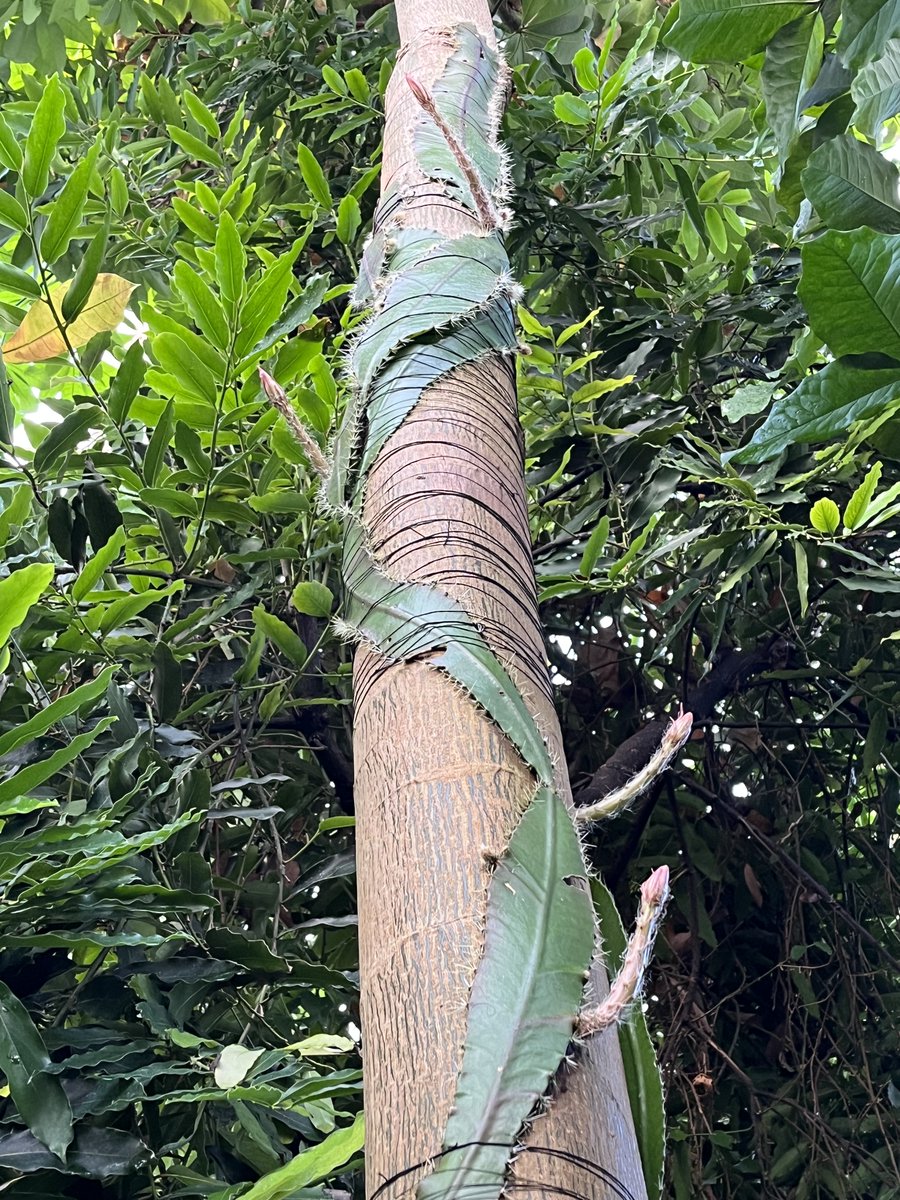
top-left (352, 3), bottom-right (647, 1198)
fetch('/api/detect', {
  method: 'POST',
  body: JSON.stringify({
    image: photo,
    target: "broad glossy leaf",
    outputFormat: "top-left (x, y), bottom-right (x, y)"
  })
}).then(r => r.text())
top-left (22, 74), bottom-right (66, 199)
top-left (0, 1126), bottom-right (144, 1178)
top-left (3, 274), bottom-right (136, 363)
top-left (0, 983), bottom-right (73, 1161)
top-left (241, 1112), bottom-right (364, 1200)
top-left (235, 245), bottom-right (300, 357)
top-left (419, 788), bottom-right (594, 1200)
top-left (730, 360), bottom-right (900, 462)
top-left (852, 39), bottom-right (900, 133)
top-left (761, 14), bottom-right (824, 163)
top-left (665, 0), bottom-right (810, 63)
top-left (798, 227), bottom-right (900, 357)
top-left (802, 136), bottom-right (900, 232)
top-left (837, 0), bottom-right (900, 69)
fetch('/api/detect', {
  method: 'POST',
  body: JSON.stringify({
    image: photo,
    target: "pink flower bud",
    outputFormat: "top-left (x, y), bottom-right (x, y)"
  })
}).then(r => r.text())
top-left (406, 74), bottom-right (429, 107)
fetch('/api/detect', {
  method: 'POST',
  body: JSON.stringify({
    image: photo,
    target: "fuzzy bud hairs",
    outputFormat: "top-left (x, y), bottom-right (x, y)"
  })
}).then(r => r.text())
top-left (259, 368), bottom-right (330, 480)
top-left (575, 709), bottom-right (694, 825)
top-left (577, 865), bottom-right (670, 1037)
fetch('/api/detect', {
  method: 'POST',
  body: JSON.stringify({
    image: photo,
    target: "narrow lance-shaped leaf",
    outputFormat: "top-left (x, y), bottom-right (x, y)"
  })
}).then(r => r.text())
top-left (22, 74), bottom-right (66, 199)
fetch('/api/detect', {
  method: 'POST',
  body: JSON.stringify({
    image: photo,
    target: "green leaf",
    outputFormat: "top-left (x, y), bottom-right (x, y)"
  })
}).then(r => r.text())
top-left (240, 1112), bottom-right (364, 1200)
top-left (0, 113), bottom-right (23, 172)
top-left (61, 218), bottom-right (109, 323)
top-left (166, 124), bottom-right (223, 167)
top-left (39, 143), bottom-right (99, 263)
top-left (419, 788), bottom-right (594, 1200)
top-left (794, 540), bottom-right (809, 615)
top-left (851, 38), bottom-right (900, 134)
top-left (191, 0), bottom-right (231, 23)
top-left (553, 92), bottom-right (593, 124)
top-left (810, 496), bottom-right (840, 533)
top-left (0, 983), bottom-right (73, 1162)
top-left (0, 262), bottom-right (42, 299)
top-left (665, 0), bottom-right (810, 63)
top-left (704, 206), bottom-right (728, 254)
top-left (153, 332), bottom-right (219, 404)
top-left (108, 341), bottom-right (146, 425)
top-left (343, 524), bottom-right (554, 783)
top-left (722, 381), bottom-right (774, 422)
top-left (837, 0), bottom-right (900, 70)
top-left (152, 640), bottom-right (182, 722)
top-left (802, 136), bottom-right (900, 233)
top-left (580, 514), bottom-right (610, 576)
top-left (33, 404), bottom-right (102, 474)
top-left (0, 190), bottom-right (30, 233)
top-left (234, 246), bottom-right (299, 358)
top-left (798, 227), bottom-right (900, 357)
top-left (72, 524), bottom-right (125, 601)
top-left (0, 563), bottom-right (54, 661)
top-left (336, 193), bottom-right (361, 246)
top-left (173, 261), bottom-right (229, 350)
top-left (0, 717), bottom-right (115, 811)
top-left (730, 360), bottom-right (900, 462)
top-left (572, 45), bottom-right (599, 90)
top-left (0, 664), bottom-right (116, 759)
top-left (760, 14), bottom-right (824, 163)
top-left (843, 460), bottom-right (883, 528)
top-left (22, 74), bottom-right (66, 199)
top-left (290, 580), bottom-right (334, 617)
top-left (145, 398), bottom-right (175, 486)
top-left (296, 141), bottom-right (333, 209)
top-left (252, 604), bottom-right (308, 668)
top-left (214, 210), bottom-right (246, 317)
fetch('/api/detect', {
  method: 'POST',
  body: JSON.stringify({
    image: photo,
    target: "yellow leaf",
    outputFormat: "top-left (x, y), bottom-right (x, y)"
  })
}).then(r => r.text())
top-left (3, 273), bottom-right (136, 363)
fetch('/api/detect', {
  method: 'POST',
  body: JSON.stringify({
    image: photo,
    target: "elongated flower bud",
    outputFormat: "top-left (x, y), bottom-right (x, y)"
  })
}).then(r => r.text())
top-left (578, 865), bottom-right (670, 1037)
top-left (576, 710), bottom-right (693, 824)
top-left (259, 368), bottom-right (329, 479)
top-left (405, 74), bottom-right (500, 230)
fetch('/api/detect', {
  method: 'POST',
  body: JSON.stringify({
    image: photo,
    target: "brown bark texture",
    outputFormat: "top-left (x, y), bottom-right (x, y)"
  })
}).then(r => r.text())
top-left (352, 3), bottom-right (648, 1198)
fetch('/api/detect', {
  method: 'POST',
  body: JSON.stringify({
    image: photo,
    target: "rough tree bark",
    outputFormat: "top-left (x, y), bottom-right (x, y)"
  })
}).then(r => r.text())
top-left (352, 3), bottom-right (648, 1198)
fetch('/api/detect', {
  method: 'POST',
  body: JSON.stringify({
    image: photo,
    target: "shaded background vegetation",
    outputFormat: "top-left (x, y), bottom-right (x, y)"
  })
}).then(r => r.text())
top-left (0, 0), bottom-right (897, 1197)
